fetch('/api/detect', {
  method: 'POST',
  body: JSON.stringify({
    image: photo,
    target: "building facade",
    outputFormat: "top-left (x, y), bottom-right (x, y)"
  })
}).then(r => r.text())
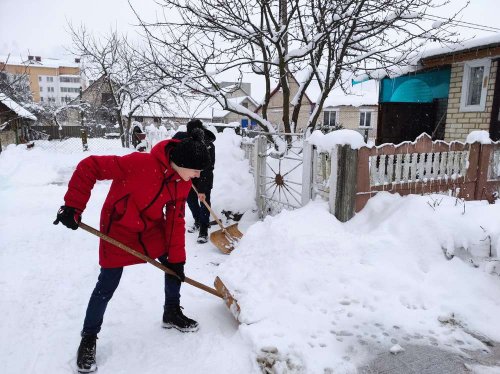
top-left (255, 75), bottom-right (314, 132)
top-left (421, 50), bottom-right (500, 142)
top-left (0, 92), bottom-right (36, 150)
top-left (322, 104), bottom-right (378, 140)
top-left (377, 35), bottom-right (500, 144)
top-left (0, 55), bottom-right (85, 106)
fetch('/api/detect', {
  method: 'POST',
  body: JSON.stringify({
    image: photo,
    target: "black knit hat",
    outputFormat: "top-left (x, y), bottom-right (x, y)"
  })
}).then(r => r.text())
top-left (187, 119), bottom-right (203, 134)
top-left (170, 128), bottom-right (211, 170)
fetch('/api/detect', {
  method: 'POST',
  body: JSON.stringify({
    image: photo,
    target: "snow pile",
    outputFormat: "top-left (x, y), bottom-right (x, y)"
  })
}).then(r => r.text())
top-left (308, 129), bottom-right (366, 152)
top-left (0, 134), bottom-right (257, 374)
top-left (211, 128), bottom-right (255, 214)
top-left (0, 139), bottom-right (131, 188)
top-left (2, 134), bottom-right (500, 373)
top-left (466, 130), bottom-right (493, 145)
top-left (145, 123), bottom-right (175, 148)
top-left (219, 193), bottom-right (500, 373)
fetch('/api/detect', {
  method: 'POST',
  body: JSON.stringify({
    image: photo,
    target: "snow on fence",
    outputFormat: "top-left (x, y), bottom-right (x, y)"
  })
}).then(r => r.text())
top-left (302, 133), bottom-right (500, 222)
top-left (354, 134), bottom-right (500, 215)
top-left (242, 132), bottom-right (500, 221)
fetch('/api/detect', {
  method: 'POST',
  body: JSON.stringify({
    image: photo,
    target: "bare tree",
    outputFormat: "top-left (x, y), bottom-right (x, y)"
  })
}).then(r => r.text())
top-left (0, 56), bottom-right (33, 104)
top-left (134, 0), bottom-right (464, 138)
top-left (69, 25), bottom-right (171, 147)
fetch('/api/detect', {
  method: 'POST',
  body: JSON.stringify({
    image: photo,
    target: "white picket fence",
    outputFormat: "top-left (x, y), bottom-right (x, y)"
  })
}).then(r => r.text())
top-left (242, 133), bottom-right (500, 221)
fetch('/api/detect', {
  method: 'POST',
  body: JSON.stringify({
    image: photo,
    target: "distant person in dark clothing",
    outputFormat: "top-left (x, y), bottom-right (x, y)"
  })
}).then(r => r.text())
top-left (173, 119), bottom-right (216, 244)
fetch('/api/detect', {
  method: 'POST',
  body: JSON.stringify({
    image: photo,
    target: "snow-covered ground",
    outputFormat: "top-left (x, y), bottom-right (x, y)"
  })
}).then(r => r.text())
top-left (1, 130), bottom-right (500, 373)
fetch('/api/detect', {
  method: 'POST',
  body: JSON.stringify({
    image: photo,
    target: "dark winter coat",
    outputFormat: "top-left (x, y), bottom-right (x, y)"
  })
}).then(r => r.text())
top-left (64, 139), bottom-right (191, 268)
top-left (172, 128), bottom-right (216, 194)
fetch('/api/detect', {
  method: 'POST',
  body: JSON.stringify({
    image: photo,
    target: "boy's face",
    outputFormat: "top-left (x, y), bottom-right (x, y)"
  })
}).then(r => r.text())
top-left (176, 167), bottom-right (201, 181)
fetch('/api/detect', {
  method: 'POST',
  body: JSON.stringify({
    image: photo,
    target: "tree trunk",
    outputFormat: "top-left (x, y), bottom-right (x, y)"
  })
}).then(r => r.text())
top-left (115, 109), bottom-right (126, 147)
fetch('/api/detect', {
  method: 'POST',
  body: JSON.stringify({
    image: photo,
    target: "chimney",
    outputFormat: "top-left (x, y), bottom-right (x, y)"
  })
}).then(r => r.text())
top-left (75, 58), bottom-right (81, 63)
top-left (28, 55), bottom-right (34, 60)
top-left (35, 56), bottom-right (41, 62)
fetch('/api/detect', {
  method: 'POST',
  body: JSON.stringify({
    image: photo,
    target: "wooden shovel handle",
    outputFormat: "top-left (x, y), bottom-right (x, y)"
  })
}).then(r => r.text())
top-left (79, 222), bottom-right (222, 299)
top-left (191, 185), bottom-right (227, 231)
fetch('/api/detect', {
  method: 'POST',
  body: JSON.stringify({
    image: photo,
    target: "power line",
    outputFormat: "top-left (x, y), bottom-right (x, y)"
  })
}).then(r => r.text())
top-left (425, 16), bottom-right (500, 33)
top-left (425, 14), bottom-right (500, 33)
top-left (425, 17), bottom-right (499, 33)
top-left (428, 14), bottom-right (500, 32)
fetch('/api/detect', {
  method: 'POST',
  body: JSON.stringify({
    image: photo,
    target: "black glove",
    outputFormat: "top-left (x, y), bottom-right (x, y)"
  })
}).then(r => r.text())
top-left (53, 205), bottom-right (82, 230)
top-left (164, 261), bottom-right (185, 281)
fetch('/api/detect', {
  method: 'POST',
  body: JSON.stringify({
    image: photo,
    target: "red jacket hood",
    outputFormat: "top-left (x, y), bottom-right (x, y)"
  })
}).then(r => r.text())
top-left (150, 138), bottom-right (181, 171)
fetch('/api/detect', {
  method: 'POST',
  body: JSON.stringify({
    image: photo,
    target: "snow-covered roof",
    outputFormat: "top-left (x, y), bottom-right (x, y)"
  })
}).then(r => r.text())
top-left (262, 71), bottom-right (378, 108)
top-left (419, 33), bottom-right (500, 61)
top-left (347, 33), bottom-right (500, 83)
top-left (310, 79), bottom-right (379, 108)
top-left (374, 33), bottom-right (500, 81)
top-left (212, 96), bottom-right (259, 118)
top-left (228, 96), bottom-right (259, 108)
top-left (131, 102), bottom-right (172, 118)
top-left (0, 55), bottom-right (80, 69)
top-left (0, 93), bottom-right (37, 120)
top-left (325, 80), bottom-right (378, 107)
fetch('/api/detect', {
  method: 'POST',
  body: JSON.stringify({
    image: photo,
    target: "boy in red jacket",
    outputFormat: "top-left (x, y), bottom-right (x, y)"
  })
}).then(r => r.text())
top-left (54, 128), bottom-right (210, 373)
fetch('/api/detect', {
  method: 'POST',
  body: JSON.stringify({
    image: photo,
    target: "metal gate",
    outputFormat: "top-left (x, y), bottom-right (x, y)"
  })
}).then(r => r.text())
top-left (253, 133), bottom-right (305, 218)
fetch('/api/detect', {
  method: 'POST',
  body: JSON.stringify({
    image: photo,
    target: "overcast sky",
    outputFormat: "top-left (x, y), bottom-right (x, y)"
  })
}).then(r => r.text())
top-left (1, 0), bottom-right (499, 60)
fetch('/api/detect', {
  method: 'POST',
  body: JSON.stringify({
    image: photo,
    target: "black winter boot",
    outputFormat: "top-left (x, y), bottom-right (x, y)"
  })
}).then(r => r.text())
top-left (76, 335), bottom-right (97, 373)
top-left (162, 306), bottom-right (199, 332)
top-left (197, 225), bottom-right (208, 244)
top-left (187, 221), bottom-right (200, 233)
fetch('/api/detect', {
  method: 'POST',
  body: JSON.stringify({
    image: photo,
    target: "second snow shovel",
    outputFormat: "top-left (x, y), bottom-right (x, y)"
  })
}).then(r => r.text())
top-left (192, 186), bottom-right (243, 254)
top-left (78, 222), bottom-right (241, 321)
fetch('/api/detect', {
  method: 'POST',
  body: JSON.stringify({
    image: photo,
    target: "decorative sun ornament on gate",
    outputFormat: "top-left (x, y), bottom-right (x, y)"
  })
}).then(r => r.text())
top-left (261, 145), bottom-right (304, 215)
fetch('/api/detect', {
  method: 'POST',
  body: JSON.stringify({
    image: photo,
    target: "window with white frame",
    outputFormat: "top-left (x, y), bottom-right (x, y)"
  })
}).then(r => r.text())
top-left (460, 58), bottom-right (491, 112)
top-left (359, 110), bottom-right (372, 128)
top-left (47, 76), bottom-right (54, 82)
top-left (323, 110), bottom-right (337, 127)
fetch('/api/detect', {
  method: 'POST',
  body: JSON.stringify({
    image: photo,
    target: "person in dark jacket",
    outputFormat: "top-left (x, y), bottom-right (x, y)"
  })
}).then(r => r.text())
top-left (53, 128), bottom-right (210, 373)
top-left (173, 119), bottom-right (216, 244)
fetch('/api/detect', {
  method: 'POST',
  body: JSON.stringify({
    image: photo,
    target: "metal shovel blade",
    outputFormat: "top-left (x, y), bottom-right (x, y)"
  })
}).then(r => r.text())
top-left (214, 276), bottom-right (241, 320)
top-left (210, 223), bottom-right (243, 254)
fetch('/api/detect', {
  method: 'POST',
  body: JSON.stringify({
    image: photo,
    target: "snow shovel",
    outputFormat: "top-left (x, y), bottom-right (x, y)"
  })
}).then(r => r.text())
top-left (78, 222), bottom-right (241, 321)
top-left (191, 185), bottom-right (243, 254)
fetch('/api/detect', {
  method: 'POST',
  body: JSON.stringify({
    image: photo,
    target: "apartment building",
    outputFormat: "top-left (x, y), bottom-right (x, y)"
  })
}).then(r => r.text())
top-left (0, 55), bottom-right (85, 106)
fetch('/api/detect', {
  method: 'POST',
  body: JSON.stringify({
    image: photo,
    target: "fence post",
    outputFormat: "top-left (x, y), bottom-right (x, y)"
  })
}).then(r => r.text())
top-left (474, 142), bottom-right (497, 202)
top-left (81, 128), bottom-right (89, 151)
top-left (301, 140), bottom-right (314, 205)
top-left (328, 147), bottom-right (338, 215)
top-left (255, 135), bottom-right (268, 218)
top-left (14, 120), bottom-right (19, 145)
top-left (334, 145), bottom-right (358, 222)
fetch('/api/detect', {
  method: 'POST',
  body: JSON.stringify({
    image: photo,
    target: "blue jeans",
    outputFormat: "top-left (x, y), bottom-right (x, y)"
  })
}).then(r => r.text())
top-left (81, 255), bottom-right (181, 336)
top-left (187, 189), bottom-right (211, 227)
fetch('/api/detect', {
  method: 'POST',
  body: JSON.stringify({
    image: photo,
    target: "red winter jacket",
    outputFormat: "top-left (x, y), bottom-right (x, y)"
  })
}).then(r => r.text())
top-left (64, 139), bottom-right (191, 268)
